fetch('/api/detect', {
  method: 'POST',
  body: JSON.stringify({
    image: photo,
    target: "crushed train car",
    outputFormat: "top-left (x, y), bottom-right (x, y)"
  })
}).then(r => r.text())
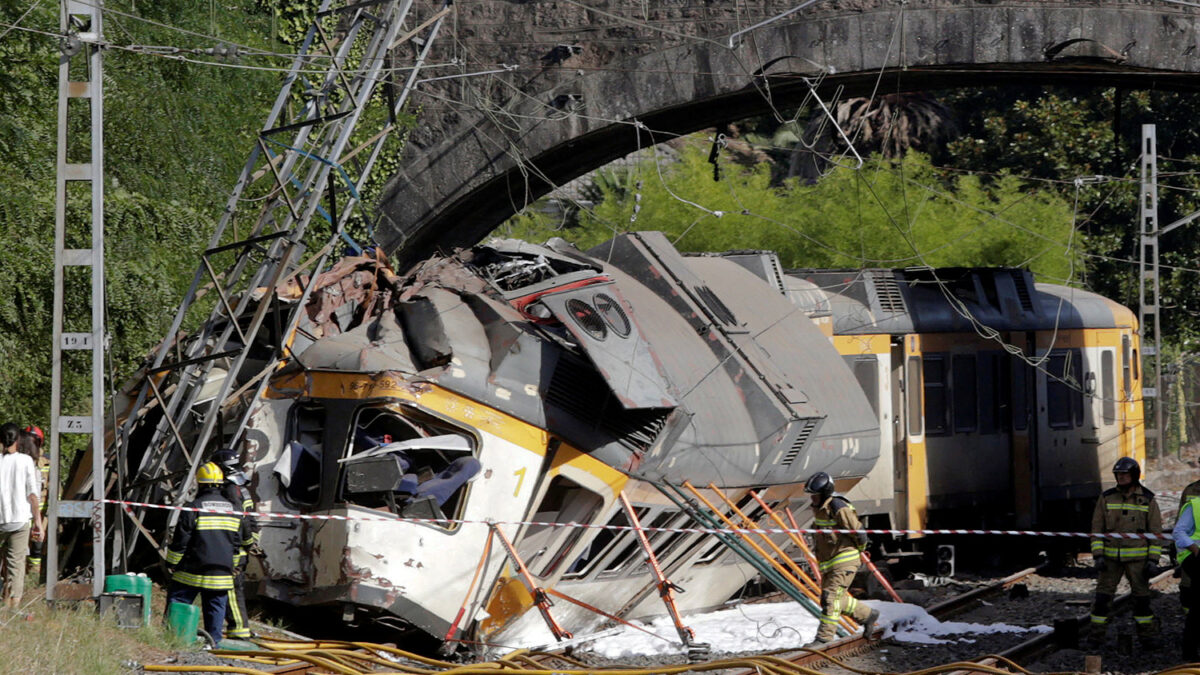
top-left (73, 232), bottom-right (879, 645)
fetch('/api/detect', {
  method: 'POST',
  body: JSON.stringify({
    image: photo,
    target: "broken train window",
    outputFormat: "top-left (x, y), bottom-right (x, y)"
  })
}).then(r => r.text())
top-left (339, 405), bottom-right (479, 527)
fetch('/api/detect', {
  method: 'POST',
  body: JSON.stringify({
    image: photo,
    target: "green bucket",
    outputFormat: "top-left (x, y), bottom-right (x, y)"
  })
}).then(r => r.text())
top-left (166, 601), bottom-right (201, 644)
top-left (104, 574), bottom-right (152, 627)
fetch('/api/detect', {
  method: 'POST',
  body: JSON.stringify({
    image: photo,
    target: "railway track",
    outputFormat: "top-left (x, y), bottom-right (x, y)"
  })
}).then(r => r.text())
top-left (725, 566), bottom-right (1044, 673)
top-left (146, 565), bottom-right (1167, 674)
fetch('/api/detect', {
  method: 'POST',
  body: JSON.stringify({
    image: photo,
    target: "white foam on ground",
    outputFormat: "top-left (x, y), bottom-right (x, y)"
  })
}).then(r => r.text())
top-left (564, 600), bottom-right (1050, 657)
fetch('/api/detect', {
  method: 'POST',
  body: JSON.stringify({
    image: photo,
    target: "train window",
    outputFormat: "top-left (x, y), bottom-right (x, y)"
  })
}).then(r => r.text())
top-left (1122, 336), bottom-right (1132, 399)
top-left (630, 511), bottom-right (691, 575)
top-left (694, 536), bottom-right (728, 565)
top-left (1102, 350), bottom-right (1116, 424)
top-left (851, 358), bottom-right (879, 416)
top-left (978, 353), bottom-right (1005, 435)
top-left (277, 403), bottom-right (326, 507)
top-left (339, 407), bottom-right (478, 524)
top-left (598, 507), bottom-right (657, 577)
top-left (923, 354), bottom-right (949, 435)
top-left (1047, 351), bottom-right (1083, 429)
top-left (1011, 360), bottom-right (1029, 431)
top-left (906, 356), bottom-right (923, 436)
top-left (563, 509), bottom-right (631, 579)
top-left (534, 477), bottom-right (605, 577)
top-left (952, 355), bottom-right (978, 433)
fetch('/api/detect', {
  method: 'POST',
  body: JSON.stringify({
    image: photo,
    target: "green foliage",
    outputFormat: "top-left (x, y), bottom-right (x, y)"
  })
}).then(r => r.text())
top-left (505, 144), bottom-right (1080, 281)
top-left (0, 0), bottom-right (280, 469)
top-left (943, 87), bottom-right (1200, 345)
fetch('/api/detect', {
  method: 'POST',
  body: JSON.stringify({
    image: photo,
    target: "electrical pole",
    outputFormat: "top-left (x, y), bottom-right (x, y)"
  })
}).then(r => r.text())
top-left (49, 0), bottom-right (107, 599)
top-left (1138, 124), bottom-right (1165, 458)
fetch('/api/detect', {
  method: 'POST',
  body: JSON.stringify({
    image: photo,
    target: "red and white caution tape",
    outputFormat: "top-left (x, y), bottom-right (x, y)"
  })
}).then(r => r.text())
top-left (102, 499), bottom-right (1177, 540)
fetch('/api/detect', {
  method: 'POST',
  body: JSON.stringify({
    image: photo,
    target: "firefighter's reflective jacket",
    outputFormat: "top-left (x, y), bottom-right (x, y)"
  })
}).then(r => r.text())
top-left (223, 483), bottom-right (260, 566)
top-left (1090, 485), bottom-right (1163, 561)
top-left (166, 487), bottom-right (249, 590)
top-left (812, 495), bottom-right (867, 571)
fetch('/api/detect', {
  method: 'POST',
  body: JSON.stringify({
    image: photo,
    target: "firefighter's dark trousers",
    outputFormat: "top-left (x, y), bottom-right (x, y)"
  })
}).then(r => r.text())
top-left (815, 563), bottom-right (873, 642)
top-left (1091, 558), bottom-right (1154, 637)
top-left (168, 581), bottom-right (228, 644)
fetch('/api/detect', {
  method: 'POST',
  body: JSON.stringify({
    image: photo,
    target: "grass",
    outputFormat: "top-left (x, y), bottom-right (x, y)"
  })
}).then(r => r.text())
top-left (0, 583), bottom-right (194, 674)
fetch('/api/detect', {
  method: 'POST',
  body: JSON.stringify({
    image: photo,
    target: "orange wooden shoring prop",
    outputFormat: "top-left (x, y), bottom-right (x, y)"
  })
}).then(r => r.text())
top-left (747, 490), bottom-right (823, 589)
top-left (861, 551), bottom-right (904, 603)
top-left (679, 480), bottom-right (854, 630)
top-left (715, 486), bottom-right (821, 595)
top-left (708, 483), bottom-right (856, 633)
top-left (618, 492), bottom-right (699, 647)
top-left (783, 507), bottom-right (821, 585)
top-left (487, 523), bottom-right (572, 641)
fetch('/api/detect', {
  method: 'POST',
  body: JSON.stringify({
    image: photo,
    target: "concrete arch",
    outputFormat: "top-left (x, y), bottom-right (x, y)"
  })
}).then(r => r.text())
top-left (377, 0), bottom-right (1200, 264)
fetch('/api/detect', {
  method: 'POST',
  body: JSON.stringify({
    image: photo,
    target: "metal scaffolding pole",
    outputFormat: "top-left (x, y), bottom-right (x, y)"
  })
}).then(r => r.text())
top-left (48, 0), bottom-right (107, 599)
top-left (1138, 124), bottom-right (1164, 457)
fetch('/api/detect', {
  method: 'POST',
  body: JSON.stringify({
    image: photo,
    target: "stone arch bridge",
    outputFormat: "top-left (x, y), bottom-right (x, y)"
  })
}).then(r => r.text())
top-left (376, 0), bottom-right (1200, 264)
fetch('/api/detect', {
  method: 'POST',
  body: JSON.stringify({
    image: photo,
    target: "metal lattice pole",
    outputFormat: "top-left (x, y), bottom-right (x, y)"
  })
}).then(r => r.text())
top-left (48, 0), bottom-right (106, 599)
top-left (1138, 124), bottom-right (1164, 458)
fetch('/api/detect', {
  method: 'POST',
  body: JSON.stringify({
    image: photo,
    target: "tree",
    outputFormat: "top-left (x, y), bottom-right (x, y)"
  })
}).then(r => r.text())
top-left (504, 142), bottom-right (1079, 281)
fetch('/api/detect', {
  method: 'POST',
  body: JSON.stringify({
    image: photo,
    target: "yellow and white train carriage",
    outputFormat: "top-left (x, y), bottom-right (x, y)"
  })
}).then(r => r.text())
top-left (786, 267), bottom-right (1145, 537)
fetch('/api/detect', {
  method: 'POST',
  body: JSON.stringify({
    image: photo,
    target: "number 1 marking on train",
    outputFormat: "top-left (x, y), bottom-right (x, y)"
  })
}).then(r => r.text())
top-left (513, 467), bottom-right (526, 497)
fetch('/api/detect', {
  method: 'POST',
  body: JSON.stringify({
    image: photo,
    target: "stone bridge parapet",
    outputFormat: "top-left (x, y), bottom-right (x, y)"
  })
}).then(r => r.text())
top-left (377, 0), bottom-right (1200, 263)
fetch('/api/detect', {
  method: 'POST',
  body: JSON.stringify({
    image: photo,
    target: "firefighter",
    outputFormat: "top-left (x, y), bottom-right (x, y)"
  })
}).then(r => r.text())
top-left (1179, 477), bottom-right (1200, 618)
top-left (1087, 457), bottom-right (1163, 649)
top-left (165, 462), bottom-right (249, 645)
top-left (1172, 488), bottom-right (1200, 661)
top-left (213, 448), bottom-right (260, 640)
top-left (803, 471), bottom-right (880, 647)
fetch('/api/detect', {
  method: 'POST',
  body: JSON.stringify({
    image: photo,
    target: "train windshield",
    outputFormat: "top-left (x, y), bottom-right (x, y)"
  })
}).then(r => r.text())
top-left (337, 406), bottom-right (479, 525)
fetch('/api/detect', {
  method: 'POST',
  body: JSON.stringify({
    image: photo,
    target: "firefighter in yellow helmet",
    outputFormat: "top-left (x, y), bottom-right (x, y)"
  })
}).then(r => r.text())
top-left (1087, 457), bottom-right (1162, 650)
top-left (165, 462), bottom-right (249, 645)
top-left (803, 471), bottom-right (879, 647)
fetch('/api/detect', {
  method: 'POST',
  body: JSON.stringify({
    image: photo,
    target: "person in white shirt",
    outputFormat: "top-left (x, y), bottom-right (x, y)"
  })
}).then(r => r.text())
top-left (0, 423), bottom-right (44, 608)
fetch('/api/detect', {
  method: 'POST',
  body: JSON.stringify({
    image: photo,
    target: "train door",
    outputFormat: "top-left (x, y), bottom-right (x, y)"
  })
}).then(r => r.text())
top-left (1121, 333), bottom-right (1146, 464)
top-left (1035, 342), bottom-right (1088, 529)
top-left (1010, 333), bottom-right (1037, 528)
top-left (901, 335), bottom-right (928, 534)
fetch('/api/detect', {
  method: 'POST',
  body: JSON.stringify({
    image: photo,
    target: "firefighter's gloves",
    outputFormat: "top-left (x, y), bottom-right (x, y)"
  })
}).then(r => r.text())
top-left (248, 543), bottom-right (266, 558)
top-left (1093, 553), bottom-right (1105, 568)
top-left (1145, 562), bottom-right (1162, 579)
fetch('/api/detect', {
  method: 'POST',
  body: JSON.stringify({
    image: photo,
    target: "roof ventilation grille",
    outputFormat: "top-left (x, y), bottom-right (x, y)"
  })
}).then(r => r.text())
top-left (779, 419), bottom-right (818, 466)
top-left (870, 271), bottom-right (907, 314)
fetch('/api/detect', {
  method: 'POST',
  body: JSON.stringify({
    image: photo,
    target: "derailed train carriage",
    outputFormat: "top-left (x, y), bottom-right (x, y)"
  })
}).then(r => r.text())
top-left (236, 232), bottom-right (879, 644)
top-left (74, 233), bottom-right (1142, 645)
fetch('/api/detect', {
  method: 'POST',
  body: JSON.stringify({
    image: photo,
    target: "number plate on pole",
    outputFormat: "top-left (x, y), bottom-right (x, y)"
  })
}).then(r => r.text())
top-left (58, 416), bottom-right (93, 434)
top-left (61, 333), bottom-right (93, 350)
